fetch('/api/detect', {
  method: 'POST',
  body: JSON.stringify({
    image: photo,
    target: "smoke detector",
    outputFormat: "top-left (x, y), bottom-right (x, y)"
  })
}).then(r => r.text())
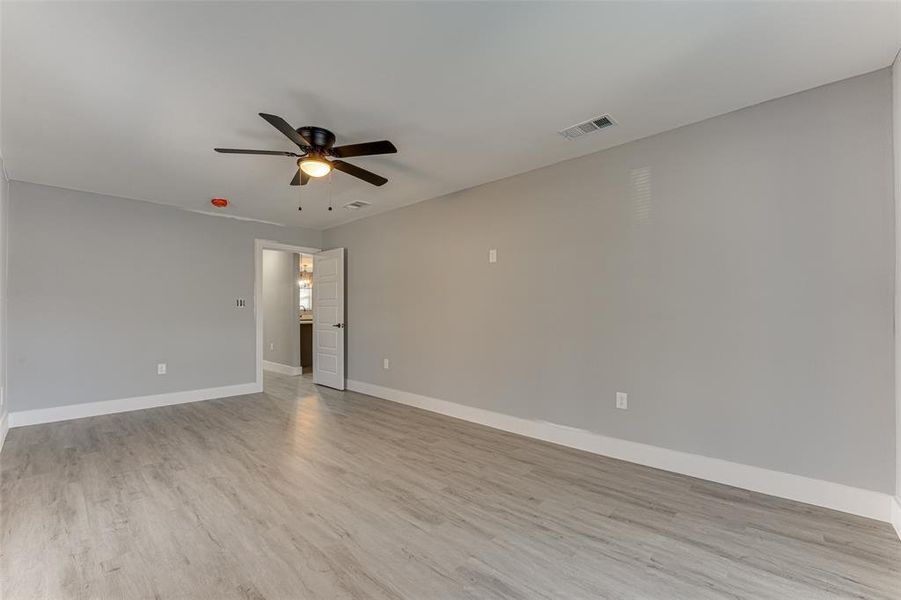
top-left (558, 115), bottom-right (616, 140)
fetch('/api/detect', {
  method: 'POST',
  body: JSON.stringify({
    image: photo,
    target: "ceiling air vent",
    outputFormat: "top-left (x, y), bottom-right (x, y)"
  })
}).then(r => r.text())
top-left (558, 115), bottom-right (616, 140)
top-left (343, 200), bottom-right (371, 211)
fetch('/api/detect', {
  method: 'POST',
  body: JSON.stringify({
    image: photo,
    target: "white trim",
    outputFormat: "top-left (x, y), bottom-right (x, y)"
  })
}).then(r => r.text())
top-left (257, 240), bottom-right (321, 255)
top-left (262, 360), bottom-right (305, 376)
top-left (0, 411), bottom-right (8, 453)
top-left (184, 208), bottom-right (288, 226)
top-left (347, 379), bottom-right (893, 523)
top-left (891, 497), bottom-right (901, 541)
top-left (254, 239), bottom-right (321, 392)
top-left (8, 382), bottom-right (262, 428)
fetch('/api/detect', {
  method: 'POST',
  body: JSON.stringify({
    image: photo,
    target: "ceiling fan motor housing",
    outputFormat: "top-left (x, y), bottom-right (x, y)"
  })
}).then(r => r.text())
top-left (297, 126), bottom-right (336, 150)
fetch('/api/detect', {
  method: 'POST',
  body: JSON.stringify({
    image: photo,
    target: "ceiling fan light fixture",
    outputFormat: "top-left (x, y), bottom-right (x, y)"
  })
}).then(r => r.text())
top-left (299, 155), bottom-right (331, 178)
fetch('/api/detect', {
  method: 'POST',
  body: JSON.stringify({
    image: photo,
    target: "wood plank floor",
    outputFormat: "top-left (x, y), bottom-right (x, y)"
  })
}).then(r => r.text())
top-left (2, 371), bottom-right (900, 599)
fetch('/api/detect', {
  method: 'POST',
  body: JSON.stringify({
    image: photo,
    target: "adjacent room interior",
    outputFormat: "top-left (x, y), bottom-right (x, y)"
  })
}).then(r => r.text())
top-left (1, 2), bottom-right (901, 598)
top-left (262, 248), bottom-right (315, 377)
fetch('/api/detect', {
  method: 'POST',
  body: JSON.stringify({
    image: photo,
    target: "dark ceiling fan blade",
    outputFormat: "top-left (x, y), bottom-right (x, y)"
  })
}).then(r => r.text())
top-left (331, 160), bottom-right (388, 186)
top-left (215, 148), bottom-right (301, 156)
top-left (259, 113), bottom-right (312, 148)
top-left (290, 169), bottom-right (311, 186)
top-left (330, 140), bottom-right (397, 158)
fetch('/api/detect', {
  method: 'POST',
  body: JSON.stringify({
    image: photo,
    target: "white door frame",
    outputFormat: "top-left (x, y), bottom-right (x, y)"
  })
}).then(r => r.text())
top-left (254, 239), bottom-right (321, 389)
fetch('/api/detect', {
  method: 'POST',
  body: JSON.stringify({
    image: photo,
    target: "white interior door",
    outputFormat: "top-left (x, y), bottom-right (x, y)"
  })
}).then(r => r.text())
top-left (313, 248), bottom-right (345, 389)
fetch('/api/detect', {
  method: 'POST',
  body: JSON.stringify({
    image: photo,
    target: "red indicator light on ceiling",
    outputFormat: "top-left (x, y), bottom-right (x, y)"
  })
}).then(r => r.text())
top-left (211, 197), bottom-right (229, 208)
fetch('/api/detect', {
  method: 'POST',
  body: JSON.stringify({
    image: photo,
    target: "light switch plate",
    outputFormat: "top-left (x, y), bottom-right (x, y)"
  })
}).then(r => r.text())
top-left (383, 358), bottom-right (390, 370)
top-left (157, 363), bottom-right (167, 375)
top-left (489, 248), bottom-right (497, 263)
top-left (616, 392), bottom-right (628, 410)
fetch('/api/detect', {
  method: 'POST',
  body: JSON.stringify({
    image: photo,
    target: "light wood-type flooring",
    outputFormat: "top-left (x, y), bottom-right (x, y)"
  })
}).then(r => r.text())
top-left (2, 371), bottom-right (900, 599)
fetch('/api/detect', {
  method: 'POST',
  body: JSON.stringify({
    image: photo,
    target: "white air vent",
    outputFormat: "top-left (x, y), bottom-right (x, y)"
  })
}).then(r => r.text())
top-left (558, 115), bottom-right (616, 140)
top-left (343, 200), bottom-right (371, 211)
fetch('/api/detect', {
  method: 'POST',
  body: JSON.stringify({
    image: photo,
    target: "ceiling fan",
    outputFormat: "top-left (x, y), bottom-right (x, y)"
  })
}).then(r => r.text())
top-left (215, 113), bottom-right (396, 187)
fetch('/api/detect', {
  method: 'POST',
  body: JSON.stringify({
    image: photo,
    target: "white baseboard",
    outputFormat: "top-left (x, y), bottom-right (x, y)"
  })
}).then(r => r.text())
top-left (891, 497), bottom-right (901, 541)
top-left (0, 411), bottom-right (8, 453)
top-left (347, 379), bottom-right (893, 523)
top-left (8, 382), bottom-right (263, 428)
top-left (263, 360), bottom-right (305, 376)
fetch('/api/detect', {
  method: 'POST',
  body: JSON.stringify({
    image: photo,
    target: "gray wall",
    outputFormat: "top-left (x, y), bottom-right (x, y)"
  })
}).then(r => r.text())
top-left (0, 0), bottom-right (5, 432)
top-left (0, 160), bottom-right (8, 432)
top-left (262, 249), bottom-right (300, 368)
top-left (325, 69), bottom-right (895, 493)
top-left (7, 182), bottom-right (321, 411)
top-left (894, 54), bottom-right (900, 502)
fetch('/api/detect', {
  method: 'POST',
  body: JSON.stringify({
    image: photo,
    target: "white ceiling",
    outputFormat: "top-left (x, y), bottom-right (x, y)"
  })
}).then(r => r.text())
top-left (3, 1), bottom-right (899, 230)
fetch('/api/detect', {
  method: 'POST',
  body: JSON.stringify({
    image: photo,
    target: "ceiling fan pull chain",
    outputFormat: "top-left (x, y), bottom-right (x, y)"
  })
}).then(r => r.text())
top-left (328, 170), bottom-right (333, 211)
top-left (298, 178), bottom-right (303, 211)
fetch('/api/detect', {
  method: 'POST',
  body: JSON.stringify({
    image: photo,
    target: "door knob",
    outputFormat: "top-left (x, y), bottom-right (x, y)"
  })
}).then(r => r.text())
top-left (332, 323), bottom-right (344, 328)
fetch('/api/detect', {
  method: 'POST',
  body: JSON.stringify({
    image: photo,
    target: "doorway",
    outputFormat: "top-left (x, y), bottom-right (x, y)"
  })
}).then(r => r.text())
top-left (254, 240), bottom-right (346, 391)
top-left (254, 240), bottom-right (320, 386)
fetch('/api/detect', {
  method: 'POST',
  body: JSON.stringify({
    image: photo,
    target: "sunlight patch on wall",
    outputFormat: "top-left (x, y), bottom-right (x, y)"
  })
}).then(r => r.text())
top-left (630, 166), bottom-right (653, 225)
